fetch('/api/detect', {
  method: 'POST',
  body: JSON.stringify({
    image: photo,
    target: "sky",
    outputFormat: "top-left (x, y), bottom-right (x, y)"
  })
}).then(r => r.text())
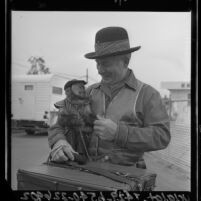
top-left (12, 11), bottom-right (191, 96)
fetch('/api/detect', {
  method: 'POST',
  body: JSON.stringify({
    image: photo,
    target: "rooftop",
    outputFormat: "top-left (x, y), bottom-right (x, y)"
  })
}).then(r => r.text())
top-left (161, 81), bottom-right (190, 90)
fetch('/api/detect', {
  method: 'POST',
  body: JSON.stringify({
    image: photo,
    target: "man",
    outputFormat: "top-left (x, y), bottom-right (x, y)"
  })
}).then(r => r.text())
top-left (48, 26), bottom-right (171, 168)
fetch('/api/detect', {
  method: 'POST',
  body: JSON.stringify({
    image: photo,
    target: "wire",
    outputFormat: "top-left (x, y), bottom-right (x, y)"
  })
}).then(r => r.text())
top-left (12, 62), bottom-right (29, 69)
top-left (12, 61), bottom-right (79, 78)
top-left (12, 61), bottom-right (99, 82)
top-left (52, 71), bottom-right (83, 79)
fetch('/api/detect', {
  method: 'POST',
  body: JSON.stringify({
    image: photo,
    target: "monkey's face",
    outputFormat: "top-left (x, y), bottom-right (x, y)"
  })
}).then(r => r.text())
top-left (71, 83), bottom-right (86, 99)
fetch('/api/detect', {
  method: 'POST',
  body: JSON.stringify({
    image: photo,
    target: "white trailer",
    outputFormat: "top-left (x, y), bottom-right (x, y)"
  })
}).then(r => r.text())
top-left (11, 74), bottom-right (70, 134)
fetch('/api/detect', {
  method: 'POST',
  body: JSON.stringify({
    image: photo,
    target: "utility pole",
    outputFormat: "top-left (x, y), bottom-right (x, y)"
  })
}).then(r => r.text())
top-left (86, 68), bottom-right (88, 83)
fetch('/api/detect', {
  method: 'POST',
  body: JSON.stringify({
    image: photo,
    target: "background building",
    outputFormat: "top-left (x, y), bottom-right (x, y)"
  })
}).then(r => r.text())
top-left (161, 81), bottom-right (190, 124)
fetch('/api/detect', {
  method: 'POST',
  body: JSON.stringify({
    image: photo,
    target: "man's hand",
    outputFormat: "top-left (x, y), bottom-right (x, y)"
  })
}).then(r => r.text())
top-left (50, 140), bottom-right (78, 162)
top-left (94, 115), bottom-right (117, 141)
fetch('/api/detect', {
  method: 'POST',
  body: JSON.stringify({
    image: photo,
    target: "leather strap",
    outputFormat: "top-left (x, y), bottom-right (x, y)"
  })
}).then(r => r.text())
top-left (44, 161), bottom-right (137, 190)
top-left (78, 129), bottom-right (92, 161)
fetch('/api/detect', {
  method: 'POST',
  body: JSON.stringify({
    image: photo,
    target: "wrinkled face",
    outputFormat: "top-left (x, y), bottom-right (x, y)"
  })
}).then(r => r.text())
top-left (71, 83), bottom-right (86, 98)
top-left (96, 56), bottom-right (126, 84)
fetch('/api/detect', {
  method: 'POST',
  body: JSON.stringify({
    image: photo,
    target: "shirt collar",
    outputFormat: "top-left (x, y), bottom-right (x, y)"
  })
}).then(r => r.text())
top-left (125, 69), bottom-right (138, 90)
top-left (93, 68), bottom-right (138, 91)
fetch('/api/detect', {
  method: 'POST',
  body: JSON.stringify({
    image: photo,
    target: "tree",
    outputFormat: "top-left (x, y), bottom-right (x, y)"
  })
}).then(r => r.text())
top-left (27, 56), bottom-right (50, 74)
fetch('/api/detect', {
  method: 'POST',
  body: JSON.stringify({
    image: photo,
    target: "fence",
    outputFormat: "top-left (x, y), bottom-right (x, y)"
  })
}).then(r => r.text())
top-left (150, 99), bottom-right (191, 173)
top-left (165, 99), bottom-right (191, 124)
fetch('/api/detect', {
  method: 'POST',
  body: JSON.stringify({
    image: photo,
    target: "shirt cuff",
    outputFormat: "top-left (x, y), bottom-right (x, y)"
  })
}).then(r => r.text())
top-left (115, 122), bottom-right (129, 148)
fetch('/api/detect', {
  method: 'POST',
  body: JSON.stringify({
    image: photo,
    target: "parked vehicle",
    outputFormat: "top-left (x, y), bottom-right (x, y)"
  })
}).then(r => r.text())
top-left (11, 74), bottom-right (68, 134)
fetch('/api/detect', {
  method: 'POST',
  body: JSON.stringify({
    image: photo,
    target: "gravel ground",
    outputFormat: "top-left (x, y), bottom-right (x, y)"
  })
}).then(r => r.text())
top-left (11, 132), bottom-right (190, 191)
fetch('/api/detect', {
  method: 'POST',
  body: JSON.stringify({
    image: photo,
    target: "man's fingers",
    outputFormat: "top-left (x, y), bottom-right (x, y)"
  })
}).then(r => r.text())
top-left (52, 154), bottom-right (60, 162)
top-left (94, 130), bottom-right (105, 139)
top-left (95, 131), bottom-right (102, 136)
top-left (94, 124), bottom-right (105, 138)
top-left (66, 144), bottom-right (78, 154)
top-left (94, 125), bottom-right (104, 132)
top-left (94, 119), bottom-right (105, 126)
top-left (70, 148), bottom-right (79, 155)
top-left (52, 150), bottom-right (68, 162)
top-left (57, 150), bottom-right (68, 161)
top-left (62, 146), bottom-right (75, 161)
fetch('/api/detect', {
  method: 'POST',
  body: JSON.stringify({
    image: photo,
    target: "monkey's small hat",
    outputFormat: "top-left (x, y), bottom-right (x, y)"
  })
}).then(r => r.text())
top-left (64, 79), bottom-right (86, 90)
top-left (84, 26), bottom-right (141, 59)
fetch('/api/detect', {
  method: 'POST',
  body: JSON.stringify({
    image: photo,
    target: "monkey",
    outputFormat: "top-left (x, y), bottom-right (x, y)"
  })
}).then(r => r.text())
top-left (54, 79), bottom-right (96, 162)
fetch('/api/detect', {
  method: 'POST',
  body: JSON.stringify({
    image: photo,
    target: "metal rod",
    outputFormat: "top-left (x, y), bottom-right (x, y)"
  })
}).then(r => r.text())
top-left (79, 128), bottom-right (91, 161)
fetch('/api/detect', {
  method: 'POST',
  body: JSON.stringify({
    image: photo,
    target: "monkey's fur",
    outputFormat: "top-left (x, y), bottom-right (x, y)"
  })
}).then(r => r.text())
top-left (58, 109), bottom-right (97, 130)
top-left (56, 96), bottom-right (97, 157)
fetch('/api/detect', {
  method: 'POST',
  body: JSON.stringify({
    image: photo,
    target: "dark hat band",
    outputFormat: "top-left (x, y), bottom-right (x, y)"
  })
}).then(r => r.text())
top-left (95, 39), bottom-right (130, 56)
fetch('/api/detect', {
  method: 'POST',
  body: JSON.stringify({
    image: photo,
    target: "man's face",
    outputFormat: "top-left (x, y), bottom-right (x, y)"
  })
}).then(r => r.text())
top-left (96, 56), bottom-right (126, 84)
top-left (71, 83), bottom-right (86, 98)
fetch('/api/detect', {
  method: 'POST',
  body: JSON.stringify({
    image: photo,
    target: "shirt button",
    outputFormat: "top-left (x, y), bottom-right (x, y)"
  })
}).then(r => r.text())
top-left (104, 155), bottom-right (109, 161)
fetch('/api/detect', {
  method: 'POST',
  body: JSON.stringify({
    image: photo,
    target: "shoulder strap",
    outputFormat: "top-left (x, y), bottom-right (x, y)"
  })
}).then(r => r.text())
top-left (133, 80), bottom-right (144, 125)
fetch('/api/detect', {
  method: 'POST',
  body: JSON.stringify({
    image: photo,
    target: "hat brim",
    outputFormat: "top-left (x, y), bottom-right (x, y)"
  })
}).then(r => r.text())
top-left (64, 80), bottom-right (87, 90)
top-left (74, 80), bottom-right (87, 85)
top-left (84, 46), bottom-right (141, 59)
